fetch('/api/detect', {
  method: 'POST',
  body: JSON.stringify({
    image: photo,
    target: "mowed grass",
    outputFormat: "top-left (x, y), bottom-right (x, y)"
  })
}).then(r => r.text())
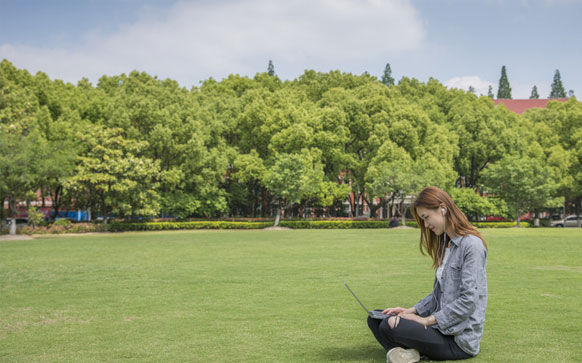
top-left (1, 229), bottom-right (581, 362)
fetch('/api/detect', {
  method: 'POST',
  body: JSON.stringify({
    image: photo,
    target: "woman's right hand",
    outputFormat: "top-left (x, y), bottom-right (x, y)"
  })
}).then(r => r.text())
top-left (382, 306), bottom-right (416, 315)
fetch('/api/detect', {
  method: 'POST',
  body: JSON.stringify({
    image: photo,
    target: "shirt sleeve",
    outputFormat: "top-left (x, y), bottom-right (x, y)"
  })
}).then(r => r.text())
top-left (414, 277), bottom-right (438, 317)
top-left (434, 238), bottom-right (487, 331)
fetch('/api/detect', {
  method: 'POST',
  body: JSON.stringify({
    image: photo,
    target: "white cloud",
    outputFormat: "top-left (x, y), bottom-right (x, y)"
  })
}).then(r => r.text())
top-left (0, 0), bottom-right (425, 86)
top-left (445, 76), bottom-right (494, 96)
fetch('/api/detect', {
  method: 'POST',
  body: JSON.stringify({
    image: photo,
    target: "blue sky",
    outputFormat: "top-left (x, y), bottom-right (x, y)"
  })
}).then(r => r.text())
top-left (1, 0), bottom-right (580, 98)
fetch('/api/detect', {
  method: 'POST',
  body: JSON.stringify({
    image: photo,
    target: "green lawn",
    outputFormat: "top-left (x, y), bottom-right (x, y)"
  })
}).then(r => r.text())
top-left (1, 229), bottom-right (581, 362)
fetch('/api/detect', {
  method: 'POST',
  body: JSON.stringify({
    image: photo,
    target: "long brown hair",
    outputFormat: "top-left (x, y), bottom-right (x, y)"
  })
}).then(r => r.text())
top-left (412, 186), bottom-right (487, 269)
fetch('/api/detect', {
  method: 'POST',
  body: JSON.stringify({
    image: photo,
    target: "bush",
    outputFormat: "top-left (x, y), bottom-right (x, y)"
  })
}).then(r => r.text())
top-left (27, 207), bottom-right (44, 227)
top-left (19, 222), bottom-right (105, 235)
top-left (107, 221), bottom-right (274, 232)
top-left (473, 221), bottom-right (530, 228)
top-left (53, 219), bottom-right (71, 227)
top-left (107, 220), bottom-right (396, 231)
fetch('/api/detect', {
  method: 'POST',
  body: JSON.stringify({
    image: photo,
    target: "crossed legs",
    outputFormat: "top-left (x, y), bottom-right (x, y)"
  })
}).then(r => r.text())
top-left (367, 313), bottom-right (471, 361)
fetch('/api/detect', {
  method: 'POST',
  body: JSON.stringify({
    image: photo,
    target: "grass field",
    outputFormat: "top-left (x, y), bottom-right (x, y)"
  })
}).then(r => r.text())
top-left (1, 228), bottom-right (581, 362)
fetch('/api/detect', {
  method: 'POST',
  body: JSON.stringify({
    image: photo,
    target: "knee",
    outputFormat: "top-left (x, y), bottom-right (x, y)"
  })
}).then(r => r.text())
top-left (379, 317), bottom-right (392, 336)
top-left (387, 315), bottom-right (400, 329)
top-left (380, 316), bottom-right (401, 336)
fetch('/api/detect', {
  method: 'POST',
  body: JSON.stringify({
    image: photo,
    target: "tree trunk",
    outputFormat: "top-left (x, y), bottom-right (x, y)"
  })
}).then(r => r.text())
top-left (9, 217), bottom-right (16, 235)
top-left (515, 203), bottom-right (520, 227)
top-left (101, 194), bottom-right (108, 225)
top-left (577, 197), bottom-right (582, 228)
top-left (399, 198), bottom-right (406, 227)
top-left (50, 185), bottom-right (63, 222)
top-left (274, 204), bottom-right (281, 227)
top-left (534, 209), bottom-right (540, 227)
top-left (8, 196), bottom-right (17, 235)
top-left (364, 196), bottom-right (379, 218)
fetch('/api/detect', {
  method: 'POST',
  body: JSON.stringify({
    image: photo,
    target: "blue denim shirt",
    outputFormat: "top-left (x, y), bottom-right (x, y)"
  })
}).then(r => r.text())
top-left (413, 234), bottom-right (488, 356)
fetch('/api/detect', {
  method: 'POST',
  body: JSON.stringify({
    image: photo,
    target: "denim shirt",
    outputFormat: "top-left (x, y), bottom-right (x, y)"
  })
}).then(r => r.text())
top-left (413, 234), bottom-right (488, 356)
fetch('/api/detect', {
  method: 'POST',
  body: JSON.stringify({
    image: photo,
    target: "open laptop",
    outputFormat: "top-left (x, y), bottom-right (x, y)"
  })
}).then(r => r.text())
top-left (344, 281), bottom-right (391, 320)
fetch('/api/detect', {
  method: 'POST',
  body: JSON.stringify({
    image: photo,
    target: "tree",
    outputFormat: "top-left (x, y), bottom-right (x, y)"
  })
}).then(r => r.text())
top-left (365, 141), bottom-right (414, 219)
top-left (523, 98), bottom-right (582, 226)
top-left (263, 152), bottom-right (323, 226)
top-left (66, 125), bottom-right (160, 224)
top-left (568, 90), bottom-right (575, 98)
top-left (481, 154), bottom-right (562, 227)
top-left (497, 65), bottom-right (512, 99)
top-left (549, 69), bottom-right (566, 98)
top-left (449, 95), bottom-right (519, 188)
top-left (267, 60), bottom-right (275, 77)
top-left (468, 86), bottom-right (475, 94)
top-left (0, 128), bottom-right (44, 234)
top-left (530, 85), bottom-right (539, 99)
top-left (381, 62), bottom-right (395, 86)
top-left (0, 74), bottom-right (45, 234)
top-left (487, 85), bottom-right (494, 98)
top-left (449, 188), bottom-right (503, 221)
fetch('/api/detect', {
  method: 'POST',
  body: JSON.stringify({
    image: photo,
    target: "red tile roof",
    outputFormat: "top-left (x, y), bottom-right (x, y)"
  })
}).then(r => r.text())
top-left (493, 98), bottom-right (569, 114)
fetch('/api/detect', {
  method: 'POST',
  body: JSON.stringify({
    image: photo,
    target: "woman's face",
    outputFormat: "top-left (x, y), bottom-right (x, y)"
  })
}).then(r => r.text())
top-left (416, 206), bottom-right (446, 236)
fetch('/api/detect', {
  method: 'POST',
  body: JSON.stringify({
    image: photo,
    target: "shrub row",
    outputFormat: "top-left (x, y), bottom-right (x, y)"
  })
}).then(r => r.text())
top-left (107, 221), bottom-right (274, 232)
top-left (19, 222), bottom-right (107, 235)
top-left (15, 219), bottom-right (530, 234)
top-left (91, 220), bottom-right (532, 232)
top-left (278, 220), bottom-right (394, 229)
top-left (473, 221), bottom-right (530, 228)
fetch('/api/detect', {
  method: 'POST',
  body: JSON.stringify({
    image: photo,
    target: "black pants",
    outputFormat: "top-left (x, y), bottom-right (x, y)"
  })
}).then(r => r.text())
top-left (367, 314), bottom-right (472, 361)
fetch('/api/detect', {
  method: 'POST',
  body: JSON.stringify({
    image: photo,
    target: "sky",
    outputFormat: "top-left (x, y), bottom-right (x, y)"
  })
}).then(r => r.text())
top-left (1, 0), bottom-right (581, 98)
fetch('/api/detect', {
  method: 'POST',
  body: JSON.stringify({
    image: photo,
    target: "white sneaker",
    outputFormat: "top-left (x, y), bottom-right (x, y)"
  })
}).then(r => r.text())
top-left (386, 347), bottom-right (421, 363)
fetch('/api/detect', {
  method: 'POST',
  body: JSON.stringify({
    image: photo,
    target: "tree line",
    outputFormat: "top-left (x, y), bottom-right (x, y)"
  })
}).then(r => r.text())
top-left (1, 59), bottom-right (581, 229)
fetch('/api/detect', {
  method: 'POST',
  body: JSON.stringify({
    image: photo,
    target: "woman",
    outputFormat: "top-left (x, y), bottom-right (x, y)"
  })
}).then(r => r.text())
top-left (367, 186), bottom-right (488, 362)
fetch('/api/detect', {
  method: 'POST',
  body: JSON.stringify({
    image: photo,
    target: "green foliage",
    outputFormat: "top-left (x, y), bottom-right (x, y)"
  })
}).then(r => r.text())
top-left (27, 207), bottom-right (44, 227)
top-left (472, 221), bottom-right (530, 228)
top-left (108, 221), bottom-right (273, 232)
top-left (103, 219), bottom-right (527, 232)
top-left (381, 62), bottom-right (395, 86)
top-left (549, 69), bottom-right (566, 98)
top-left (65, 125), bottom-right (160, 222)
top-left (19, 222), bottom-right (105, 234)
top-left (449, 188), bottom-right (502, 220)
top-left (2, 59), bottom-right (581, 225)
top-left (497, 65), bottom-right (512, 99)
top-left (264, 151), bottom-right (323, 206)
top-left (530, 85), bottom-right (540, 99)
top-left (267, 60), bottom-right (275, 77)
top-left (481, 154), bottom-right (563, 226)
top-left (279, 220), bottom-right (392, 229)
top-left (53, 219), bottom-right (71, 227)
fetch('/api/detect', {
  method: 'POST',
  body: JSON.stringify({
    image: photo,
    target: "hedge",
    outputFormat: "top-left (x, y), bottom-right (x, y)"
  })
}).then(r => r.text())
top-left (473, 221), bottom-right (530, 228)
top-left (73, 220), bottom-right (530, 233)
top-left (107, 221), bottom-right (273, 232)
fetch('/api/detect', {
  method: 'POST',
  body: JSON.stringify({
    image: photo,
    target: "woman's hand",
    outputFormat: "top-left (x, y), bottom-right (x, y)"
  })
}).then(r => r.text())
top-left (382, 306), bottom-right (416, 315)
top-left (399, 313), bottom-right (437, 329)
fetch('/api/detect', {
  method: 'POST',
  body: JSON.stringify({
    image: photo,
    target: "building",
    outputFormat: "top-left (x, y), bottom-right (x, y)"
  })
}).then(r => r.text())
top-left (493, 98), bottom-right (569, 114)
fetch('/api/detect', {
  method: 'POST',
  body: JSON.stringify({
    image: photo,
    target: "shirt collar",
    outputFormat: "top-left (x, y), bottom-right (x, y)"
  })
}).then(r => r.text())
top-left (448, 234), bottom-right (463, 246)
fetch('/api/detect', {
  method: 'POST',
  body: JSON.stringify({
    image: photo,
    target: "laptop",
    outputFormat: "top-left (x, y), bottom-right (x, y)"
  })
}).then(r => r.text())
top-left (344, 281), bottom-right (391, 320)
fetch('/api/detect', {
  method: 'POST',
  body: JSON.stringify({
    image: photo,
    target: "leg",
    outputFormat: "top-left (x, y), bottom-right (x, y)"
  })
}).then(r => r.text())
top-left (380, 316), bottom-right (471, 361)
top-left (367, 315), bottom-right (397, 352)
